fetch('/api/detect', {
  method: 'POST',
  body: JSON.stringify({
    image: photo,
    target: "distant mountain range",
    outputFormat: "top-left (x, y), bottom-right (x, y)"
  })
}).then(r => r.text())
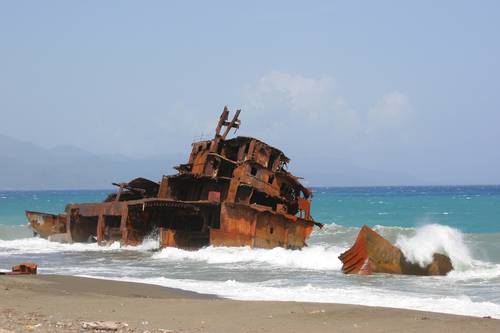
top-left (0, 134), bottom-right (185, 190)
top-left (0, 134), bottom-right (422, 190)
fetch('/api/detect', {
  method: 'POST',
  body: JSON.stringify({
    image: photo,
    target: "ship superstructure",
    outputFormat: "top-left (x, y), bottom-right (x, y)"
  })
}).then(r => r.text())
top-left (26, 107), bottom-right (322, 250)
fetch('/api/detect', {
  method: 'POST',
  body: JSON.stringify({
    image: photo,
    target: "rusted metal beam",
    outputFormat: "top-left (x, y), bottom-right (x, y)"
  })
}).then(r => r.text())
top-left (221, 109), bottom-right (241, 140)
top-left (214, 106), bottom-right (230, 138)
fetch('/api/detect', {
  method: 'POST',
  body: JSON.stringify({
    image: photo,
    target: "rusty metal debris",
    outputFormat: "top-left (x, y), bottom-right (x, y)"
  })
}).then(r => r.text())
top-left (26, 107), bottom-right (322, 250)
top-left (339, 225), bottom-right (452, 276)
top-left (0, 263), bottom-right (38, 275)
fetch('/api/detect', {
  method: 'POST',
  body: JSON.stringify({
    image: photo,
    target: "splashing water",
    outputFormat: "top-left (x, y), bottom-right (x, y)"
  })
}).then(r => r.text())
top-left (396, 224), bottom-right (472, 270)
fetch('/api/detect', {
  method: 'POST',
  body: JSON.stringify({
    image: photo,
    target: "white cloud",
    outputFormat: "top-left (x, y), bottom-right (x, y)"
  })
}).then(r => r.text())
top-left (241, 71), bottom-right (412, 156)
top-left (249, 71), bottom-right (335, 117)
top-left (367, 91), bottom-right (411, 132)
top-left (241, 71), bottom-right (362, 147)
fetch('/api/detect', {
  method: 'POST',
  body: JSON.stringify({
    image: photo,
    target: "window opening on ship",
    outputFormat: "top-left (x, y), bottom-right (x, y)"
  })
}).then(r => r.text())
top-left (217, 160), bottom-right (235, 178)
top-left (235, 185), bottom-right (253, 203)
top-left (250, 190), bottom-right (278, 210)
top-left (70, 215), bottom-right (98, 243)
top-left (103, 215), bottom-right (121, 241)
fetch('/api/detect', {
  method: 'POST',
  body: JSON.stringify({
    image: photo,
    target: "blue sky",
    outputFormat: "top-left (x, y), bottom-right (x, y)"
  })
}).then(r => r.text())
top-left (1, 1), bottom-right (499, 185)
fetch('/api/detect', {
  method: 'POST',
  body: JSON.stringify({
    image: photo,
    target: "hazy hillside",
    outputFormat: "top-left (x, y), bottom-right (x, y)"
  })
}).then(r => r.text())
top-left (0, 134), bottom-right (185, 190)
top-left (0, 133), bottom-right (422, 190)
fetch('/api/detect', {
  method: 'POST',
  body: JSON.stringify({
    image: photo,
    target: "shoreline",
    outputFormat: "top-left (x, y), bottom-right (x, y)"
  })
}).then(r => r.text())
top-left (1, 275), bottom-right (499, 332)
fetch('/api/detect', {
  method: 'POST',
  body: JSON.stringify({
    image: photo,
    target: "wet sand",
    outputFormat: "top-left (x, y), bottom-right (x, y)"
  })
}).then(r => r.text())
top-left (1, 275), bottom-right (499, 332)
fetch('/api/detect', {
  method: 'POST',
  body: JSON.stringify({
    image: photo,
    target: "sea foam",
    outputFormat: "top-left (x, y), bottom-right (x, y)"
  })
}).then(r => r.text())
top-left (396, 224), bottom-right (472, 270)
top-left (0, 237), bottom-right (121, 255)
top-left (0, 237), bottom-right (159, 255)
top-left (102, 275), bottom-right (500, 319)
top-left (152, 245), bottom-right (345, 270)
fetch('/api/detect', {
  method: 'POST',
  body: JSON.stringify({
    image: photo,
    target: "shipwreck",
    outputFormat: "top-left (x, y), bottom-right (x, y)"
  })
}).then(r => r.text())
top-left (27, 107), bottom-right (322, 250)
top-left (25, 107), bottom-right (453, 276)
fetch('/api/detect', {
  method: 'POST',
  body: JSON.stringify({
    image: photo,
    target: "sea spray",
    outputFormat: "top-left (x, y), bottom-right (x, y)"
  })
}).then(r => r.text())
top-left (396, 224), bottom-right (472, 270)
top-left (122, 236), bottom-right (159, 251)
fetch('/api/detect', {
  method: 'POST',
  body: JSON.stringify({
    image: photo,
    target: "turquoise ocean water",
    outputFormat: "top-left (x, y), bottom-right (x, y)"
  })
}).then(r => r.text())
top-left (1, 186), bottom-right (500, 318)
top-left (2, 186), bottom-right (499, 231)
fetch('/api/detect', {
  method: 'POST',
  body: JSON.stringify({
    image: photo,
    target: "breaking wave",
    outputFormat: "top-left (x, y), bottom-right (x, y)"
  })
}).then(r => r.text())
top-left (396, 224), bottom-right (472, 270)
top-left (152, 245), bottom-right (345, 270)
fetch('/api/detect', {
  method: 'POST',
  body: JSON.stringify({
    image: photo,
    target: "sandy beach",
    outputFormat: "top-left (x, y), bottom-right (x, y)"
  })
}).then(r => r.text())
top-left (0, 275), bottom-right (498, 332)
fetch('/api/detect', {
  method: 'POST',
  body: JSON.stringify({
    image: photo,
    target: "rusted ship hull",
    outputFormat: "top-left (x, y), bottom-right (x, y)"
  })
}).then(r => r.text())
top-left (27, 199), bottom-right (316, 250)
top-left (339, 225), bottom-right (452, 276)
top-left (25, 211), bottom-right (66, 238)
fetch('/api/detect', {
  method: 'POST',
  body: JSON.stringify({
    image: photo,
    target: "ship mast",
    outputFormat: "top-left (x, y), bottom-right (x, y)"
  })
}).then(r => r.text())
top-left (211, 106), bottom-right (241, 152)
top-left (214, 106), bottom-right (241, 140)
